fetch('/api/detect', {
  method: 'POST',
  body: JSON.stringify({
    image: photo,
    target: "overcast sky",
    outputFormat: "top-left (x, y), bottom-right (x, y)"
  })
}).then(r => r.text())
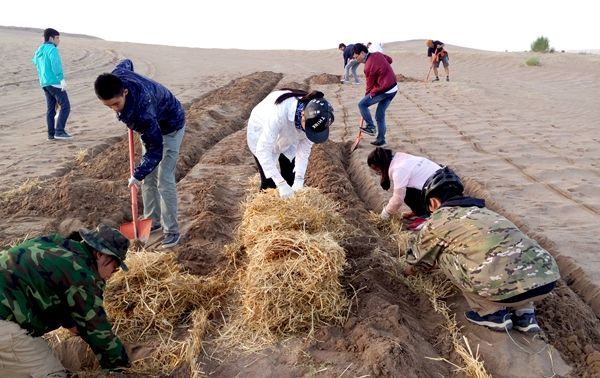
top-left (1, 0), bottom-right (596, 52)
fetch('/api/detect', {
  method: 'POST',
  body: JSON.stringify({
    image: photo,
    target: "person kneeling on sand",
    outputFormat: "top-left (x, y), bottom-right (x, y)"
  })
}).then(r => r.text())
top-left (367, 147), bottom-right (441, 230)
top-left (403, 167), bottom-right (560, 333)
top-left (0, 224), bottom-right (131, 376)
top-left (247, 89), bottom-right (334, 199)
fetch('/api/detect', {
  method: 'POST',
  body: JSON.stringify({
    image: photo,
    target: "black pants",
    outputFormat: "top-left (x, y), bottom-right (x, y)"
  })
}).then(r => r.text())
top-left (253, 154), bottom-right (296, 190)
top-left (496, 281), bottom-right (557, 304)
top-left (405, 187), bottom-right (428, 216)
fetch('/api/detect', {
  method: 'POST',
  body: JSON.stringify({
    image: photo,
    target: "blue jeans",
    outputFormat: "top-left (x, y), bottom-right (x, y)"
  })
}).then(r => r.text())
top-left (343, 59), bottom-right (360, 83)
top-left (358, 91), bottom-right (397, 143)
top-left (141, 126), bottom-right (185, 234)
top-left (42, 86), bottom-right (70, 137)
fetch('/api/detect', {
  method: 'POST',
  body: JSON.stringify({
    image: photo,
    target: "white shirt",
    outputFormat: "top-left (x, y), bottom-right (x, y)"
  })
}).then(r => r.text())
top-left (247, 91), bottom-right (313, 184)
top-left (385, 152), bottom-right (441, 214)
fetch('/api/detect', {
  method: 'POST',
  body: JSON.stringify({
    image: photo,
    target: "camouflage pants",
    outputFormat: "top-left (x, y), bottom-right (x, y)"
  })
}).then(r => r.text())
top-left (0, 320), bottom-right (66, 378)
top-left (462, 291), bottom-right (550, 316)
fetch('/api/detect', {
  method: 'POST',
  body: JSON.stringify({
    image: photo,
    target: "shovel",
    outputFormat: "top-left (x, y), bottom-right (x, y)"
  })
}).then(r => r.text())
top-left (424, 52), bottom-right (441, 82)
top-left (120, 129), bottom-right (152, 242)
top-left (350, 118), bottom-right (365, 153)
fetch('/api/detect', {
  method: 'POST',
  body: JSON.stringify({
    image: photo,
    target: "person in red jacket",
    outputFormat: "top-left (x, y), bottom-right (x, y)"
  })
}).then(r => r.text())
top-left (353, 43), bottom-right (398, 146)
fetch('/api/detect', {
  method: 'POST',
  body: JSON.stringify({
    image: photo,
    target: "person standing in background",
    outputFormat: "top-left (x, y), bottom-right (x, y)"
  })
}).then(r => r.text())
top-left (32, 28), bottom-right (72, 140)
top-left (353, 43), bottom-right (397, 146)
top-left (426, 39), bottom-right (450, 82)
top-left (338, 43), bottom-right (360, 84)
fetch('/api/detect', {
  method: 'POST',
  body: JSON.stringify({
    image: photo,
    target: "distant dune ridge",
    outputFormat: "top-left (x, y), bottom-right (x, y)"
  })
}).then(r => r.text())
top-left (1, 25), bottom-right (600, 377)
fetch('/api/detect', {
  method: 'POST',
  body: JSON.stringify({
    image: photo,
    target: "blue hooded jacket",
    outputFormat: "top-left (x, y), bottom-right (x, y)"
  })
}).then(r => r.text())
top-left (32, 42), bottom-right (64, 87)
top-left (112, 59), bottom-right (185, 180)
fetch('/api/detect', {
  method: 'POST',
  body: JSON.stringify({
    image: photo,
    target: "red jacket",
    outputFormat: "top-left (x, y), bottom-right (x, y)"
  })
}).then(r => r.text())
top-left (363, 52), bottom-right (397, 97)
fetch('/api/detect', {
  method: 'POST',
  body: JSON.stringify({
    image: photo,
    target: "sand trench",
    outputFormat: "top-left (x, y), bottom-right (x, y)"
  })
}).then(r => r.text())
top-left (1, 72), bottom-right (599, 377)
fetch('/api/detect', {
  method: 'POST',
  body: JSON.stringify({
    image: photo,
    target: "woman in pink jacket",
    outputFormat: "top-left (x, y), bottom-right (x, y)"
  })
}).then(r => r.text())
top-left (367, 147), bottom-right (442, 229)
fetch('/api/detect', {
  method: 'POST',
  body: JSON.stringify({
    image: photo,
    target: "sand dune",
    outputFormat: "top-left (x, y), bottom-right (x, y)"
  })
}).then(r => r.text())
top-left (1, 26), bottom-right (599, 376)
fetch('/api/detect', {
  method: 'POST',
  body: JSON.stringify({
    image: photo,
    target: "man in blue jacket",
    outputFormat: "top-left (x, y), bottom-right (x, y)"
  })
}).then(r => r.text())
top-left (94, 60), bottom-right (185, 248)
top-left (338, 43), bottom-right (360, 84)
top-left (32, 28), bottom-right (72, 140)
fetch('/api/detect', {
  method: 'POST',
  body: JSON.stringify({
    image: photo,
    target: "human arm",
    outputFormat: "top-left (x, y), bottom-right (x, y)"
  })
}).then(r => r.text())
top-left (405, 226), bottom-right (444, 268)
top-left (132, 119), bottom-right (164, 181)
top-left (49, 47), bottom-right (64, 82)
top-left (290, 136), bottom-right (312, 192)
top-left (65, 280), bottom-right (129, 370)
top-left (383, 186), bottom-right (406, 217)
top-left (115, 59), bottom-right (134, 71)
top-left (254, 105), bottom-right (289, 185)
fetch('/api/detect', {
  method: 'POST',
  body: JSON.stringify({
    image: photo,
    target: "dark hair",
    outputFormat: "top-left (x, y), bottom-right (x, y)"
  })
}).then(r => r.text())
top-left (274, 89), bottom-right (324, 106)
top-left (353, 43), bottom-right (369, 55)
top-left (338, 43), bottom-right (346, 49)
top-left (367, 147), bottom-right (394, 190)
top-left (94, 73), bottom-right (125, 100)
top-left (44, 28), bottom-right (59, 42)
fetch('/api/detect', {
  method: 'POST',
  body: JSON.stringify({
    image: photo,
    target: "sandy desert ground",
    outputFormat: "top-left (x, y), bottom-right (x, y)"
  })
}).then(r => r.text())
top-left (1, 26), bottom-right (599, 377)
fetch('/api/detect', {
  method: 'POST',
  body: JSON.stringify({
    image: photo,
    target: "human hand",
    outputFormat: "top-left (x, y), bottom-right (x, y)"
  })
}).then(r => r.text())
top-left (66, 326), bottom-right (79, 336)
top-left (128, 176), bottom-right (141, 188)
top-left (402, 265), bottom-right (415, 277)
top-left (60, 79), bottom-right (67, 91)
top-left (277, 182), bottom-right (294, 199)
top-left (401, 211), bottom-right (416, 219)
top-left (125, 343), bottom-right (154, 362)
top-left (380, 207), bottom-right (391, 220)
top-left (291, 177), bottom-right (304, 192)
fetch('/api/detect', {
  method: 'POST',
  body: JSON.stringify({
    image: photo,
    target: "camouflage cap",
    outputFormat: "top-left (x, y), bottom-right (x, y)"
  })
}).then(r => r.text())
top-left (79, 224), bottom-right (129, 271)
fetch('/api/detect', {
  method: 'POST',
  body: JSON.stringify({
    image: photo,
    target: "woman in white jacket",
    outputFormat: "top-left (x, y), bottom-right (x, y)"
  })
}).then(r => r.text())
top-left (367, 147), bottom-right (442, 229)
top-left (247, 89), bottom-right (334, 199)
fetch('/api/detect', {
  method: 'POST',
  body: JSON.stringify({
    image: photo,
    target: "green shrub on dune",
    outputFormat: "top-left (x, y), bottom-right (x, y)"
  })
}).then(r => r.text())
top-left (526, 56), bottom-right (540, 66)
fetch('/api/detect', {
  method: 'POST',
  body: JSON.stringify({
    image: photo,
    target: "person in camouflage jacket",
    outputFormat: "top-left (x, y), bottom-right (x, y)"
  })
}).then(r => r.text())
top-left (0, 224), bottom-right (131, 376)
top-left (404, 167), bottom-right (560, 333)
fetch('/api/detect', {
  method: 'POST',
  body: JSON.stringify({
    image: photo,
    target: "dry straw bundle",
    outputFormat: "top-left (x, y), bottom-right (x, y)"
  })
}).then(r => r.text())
top-left (241, 231), bottom-right (349, 338)
top-left (222, 188), bottom-right (350, 347)
top-left (240, 187), bottom-right (349, 246)
top-left (103, 250), bottom-right (227, 375)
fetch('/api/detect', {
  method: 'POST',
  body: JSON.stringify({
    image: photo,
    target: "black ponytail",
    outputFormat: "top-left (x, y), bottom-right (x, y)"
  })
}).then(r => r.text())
top-left (274, 89), bottom-right (324, 105)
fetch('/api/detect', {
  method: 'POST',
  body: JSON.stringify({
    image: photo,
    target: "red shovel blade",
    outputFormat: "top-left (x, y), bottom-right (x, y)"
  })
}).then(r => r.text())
top-left (350, 118), bottom-right (365, 153)
top-left (351, 130), bottom-right (363, 152)
top-left (120, 218), bottom-right (152, 243)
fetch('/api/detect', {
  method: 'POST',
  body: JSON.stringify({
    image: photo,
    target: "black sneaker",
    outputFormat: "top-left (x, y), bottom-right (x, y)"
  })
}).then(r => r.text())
top-left (162, 233), bottom-right (180, 248)
top-left (465, 309), bottom-right (512, 331)
top-left (512, 312), bottom-right (541, 334)
top-left (360, 126), bottom-right (376, 136)
top-left (47, 135), bottom-right (55, 141)
top-left (432, 77), bottom-right (440, 82)
top-left (446, 76), bottom-right (450, 82)
top-left (55, 131), bottom-right (73, 140)
top-left (370, 140), bottom-right (386, 146)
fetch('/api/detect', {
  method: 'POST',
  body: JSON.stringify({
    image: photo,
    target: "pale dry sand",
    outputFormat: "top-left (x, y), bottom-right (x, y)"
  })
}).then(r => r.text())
top-left (0, 27), bottom-right (600, 376)
top-left (1, 25), bottom-right (599, 315)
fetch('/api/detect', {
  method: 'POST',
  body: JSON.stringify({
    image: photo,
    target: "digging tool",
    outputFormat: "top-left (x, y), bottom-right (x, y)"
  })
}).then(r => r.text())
top-left (424, 52), bottom-right (440, 82)
top-left (120, 129), bottom-right (152, 242)
top-left (350, 118), bottom-right (365, 153)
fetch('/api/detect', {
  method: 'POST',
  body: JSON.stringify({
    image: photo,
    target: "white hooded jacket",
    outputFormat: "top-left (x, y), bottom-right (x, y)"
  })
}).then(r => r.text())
top-left (247, 91), bottom-right (313, 184)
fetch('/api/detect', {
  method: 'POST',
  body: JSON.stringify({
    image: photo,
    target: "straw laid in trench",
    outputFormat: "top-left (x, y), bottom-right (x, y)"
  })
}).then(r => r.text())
top-left (240, 187), bottom-right (350, 247)
top-left (220, 188), bottom-right (351, 348)
top-left (103, 250), bottom-right (227, 375)
top-left (240, 231), bottom-right (349, 338)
